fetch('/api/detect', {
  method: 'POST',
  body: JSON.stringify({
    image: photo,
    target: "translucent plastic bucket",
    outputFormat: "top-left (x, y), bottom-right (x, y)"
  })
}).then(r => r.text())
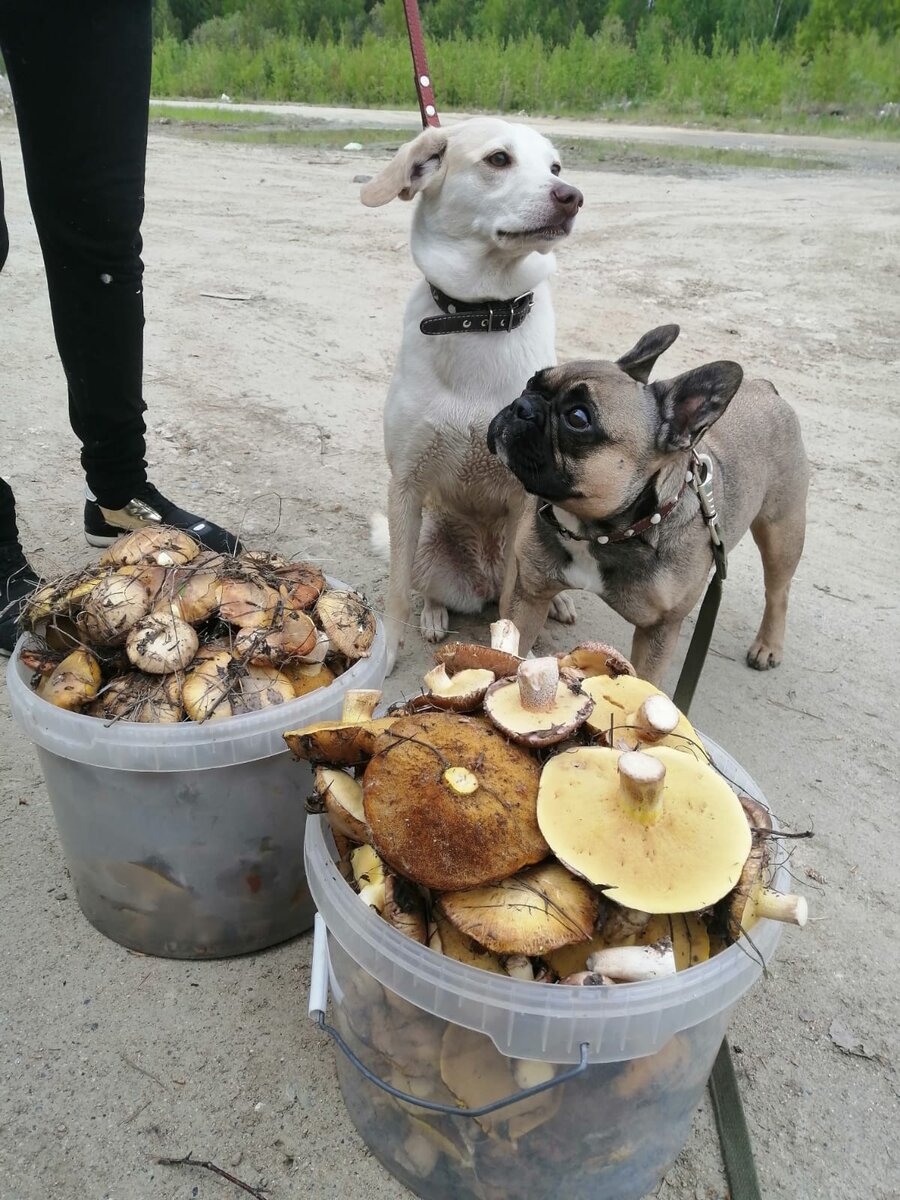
top-left (305, 738), bottom-right (783, 1200)
top-left (6, 582), bottom-right (386, 959)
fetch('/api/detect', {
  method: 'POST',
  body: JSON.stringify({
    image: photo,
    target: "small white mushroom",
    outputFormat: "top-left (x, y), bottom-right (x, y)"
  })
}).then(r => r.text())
top-left (586, 937), bottom-right (677, 982)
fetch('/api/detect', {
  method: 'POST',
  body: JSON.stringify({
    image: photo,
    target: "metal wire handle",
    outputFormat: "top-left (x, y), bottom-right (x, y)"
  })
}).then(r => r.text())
top-left (309, 915), bottom-right (590, 1118)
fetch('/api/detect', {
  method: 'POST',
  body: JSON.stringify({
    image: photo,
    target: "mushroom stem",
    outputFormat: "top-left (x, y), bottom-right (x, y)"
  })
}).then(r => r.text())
top-left (617, 751), bottom-right (666, 824)
top-left (755, 888), bottom-right (809, 927)
top-left (517, 657), bottom-right (560, 713)
top-left (490, 619), bottom-right (521, 656)
top-left (503, 954), bottom-right (535, 981)
top-left (341, 689), bottom-right (381, 723)
top-left (443, 766), bottom-right (479, 795)
top-left (633, 695), bottom-right (680, 743)
top-left (586, 938), bottom-right (676, 982)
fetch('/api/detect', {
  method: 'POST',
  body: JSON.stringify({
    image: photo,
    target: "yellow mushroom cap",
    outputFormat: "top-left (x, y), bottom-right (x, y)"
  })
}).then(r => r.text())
top-left (483, 657), bottom-right (594, 747)
top-left (436, 861), bottom-right (599, 956)
top-left (582, 673), bottom-right (705, 759)
top-left (537, 746), bottom-right (752, 913)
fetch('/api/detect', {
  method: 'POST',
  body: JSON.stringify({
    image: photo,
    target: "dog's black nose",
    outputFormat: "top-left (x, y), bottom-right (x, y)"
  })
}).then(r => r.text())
top-left (514, 393), bottom-right (540, 423)
top-left (551, 184), bottom-right (584, 216)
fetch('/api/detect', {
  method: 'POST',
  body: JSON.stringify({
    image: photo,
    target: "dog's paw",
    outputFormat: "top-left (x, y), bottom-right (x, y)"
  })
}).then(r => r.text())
top-left (746, 639), bottom-right (782, 671)
top-left (421, 599), bottom-right (450, 643)
top-left (549, 592), bottom-right (578, 625)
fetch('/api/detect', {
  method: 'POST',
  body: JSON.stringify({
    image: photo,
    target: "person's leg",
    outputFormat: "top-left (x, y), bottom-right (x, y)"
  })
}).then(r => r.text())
top-left (1, 0), bottom-right (241, 555)
top-left (1, 0), bottom-right (151, 507)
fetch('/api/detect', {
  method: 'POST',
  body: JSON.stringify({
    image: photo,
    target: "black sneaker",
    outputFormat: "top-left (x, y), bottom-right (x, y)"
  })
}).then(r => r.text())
top-left (84, 482), bottom-right (243, 555)
top-left (0, 550), bottom-right (40, 657)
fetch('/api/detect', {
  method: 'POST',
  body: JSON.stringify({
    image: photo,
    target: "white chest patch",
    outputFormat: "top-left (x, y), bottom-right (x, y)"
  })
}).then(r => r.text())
top-left (552, 507), bottom-right (606, 595)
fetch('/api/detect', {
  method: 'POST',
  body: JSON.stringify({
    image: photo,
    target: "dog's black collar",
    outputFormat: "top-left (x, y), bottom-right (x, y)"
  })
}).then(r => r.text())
top-left (538, 453), bottom-right (703, 545)
top-left (420, 283), bottom-right (534, 336)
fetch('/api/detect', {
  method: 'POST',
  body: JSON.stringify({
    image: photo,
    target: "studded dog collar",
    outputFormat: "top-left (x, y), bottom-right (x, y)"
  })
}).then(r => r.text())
top-left (538, 452), bottom-right (707, 546)
top-left (420, 283), bottom-right (534, 336)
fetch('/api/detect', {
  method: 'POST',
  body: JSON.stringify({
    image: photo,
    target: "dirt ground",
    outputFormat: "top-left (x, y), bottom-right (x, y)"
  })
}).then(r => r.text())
top-left (1, 106), bottom-right (898, 1200)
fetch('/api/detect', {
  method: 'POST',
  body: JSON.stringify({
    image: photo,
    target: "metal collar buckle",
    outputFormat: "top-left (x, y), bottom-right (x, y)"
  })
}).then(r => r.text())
top-left (691, 451), bottom-right (722, 548)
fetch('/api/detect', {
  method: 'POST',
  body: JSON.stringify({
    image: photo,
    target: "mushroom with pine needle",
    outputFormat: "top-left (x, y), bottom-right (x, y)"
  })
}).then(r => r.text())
top-left (483, 656), bottom-right (594, 748)
top-left (182, 648), bottom-right (235, 722)
top-left (37, 647), bottom-right (102, 710)
top-left (283, 689), bottom-right (392, 765)
top-left (77, 572), bottom-right (153, 646)
top-left (217, 576), bottom-right (280, 629)
top-left (428, 910), bottom-right (506, 974)
top-left (233, 608), bottom-right (318, 665)
top-left (637, 913), bottom-right (710, 970)
top-left (154, 563), bottom-right (221, 625)
top-left (362, 712), bottom-right (546, 891)
top-left (720, 794), bottom-right (808, 938)
top-left (436, 862), bottom-right (599, 956)
top-left (125, 611), bottom-right (199, 675)
top-left (89, 671), bottom-right (184, 723)
top-left (315, 589), bottom-right (376, 659)
top-left (537, 747), bottom-right (752, 914)
top-left (582, 674), bottom-right (704, 758)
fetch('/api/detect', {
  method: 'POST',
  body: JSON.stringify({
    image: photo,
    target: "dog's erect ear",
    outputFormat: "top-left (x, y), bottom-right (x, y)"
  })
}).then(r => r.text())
top-left (652, 361), bottom-right (743, 452)
top-left (360, 127), bottom-right (449, 207)
top-left (616, 324), bottom-right (681, 384)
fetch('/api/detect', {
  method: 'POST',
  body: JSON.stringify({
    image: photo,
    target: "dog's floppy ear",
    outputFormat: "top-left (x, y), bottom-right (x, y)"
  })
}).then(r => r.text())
top-left (616, 324), bottom-right (681, 384)
top-left (652, 361), bottom-right (743, 451)
top-left (360, 127), bottom-right (449, 207)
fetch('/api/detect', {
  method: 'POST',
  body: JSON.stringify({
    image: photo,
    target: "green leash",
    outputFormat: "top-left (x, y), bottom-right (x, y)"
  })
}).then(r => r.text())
top-left (672, 454), bottom-right (762, 1200)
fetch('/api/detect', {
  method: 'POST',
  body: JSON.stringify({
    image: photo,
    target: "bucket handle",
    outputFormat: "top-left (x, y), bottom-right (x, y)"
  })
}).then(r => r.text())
top-left (309, 915), bottom-right (589, 1119)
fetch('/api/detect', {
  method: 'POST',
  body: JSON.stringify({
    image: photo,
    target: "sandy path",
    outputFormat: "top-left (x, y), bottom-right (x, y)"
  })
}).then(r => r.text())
top-left (1, 116), bottom-right (898, 1199)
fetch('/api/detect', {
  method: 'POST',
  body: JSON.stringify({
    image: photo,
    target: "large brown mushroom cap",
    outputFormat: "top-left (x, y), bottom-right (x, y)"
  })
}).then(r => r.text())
top-left (437, 861), bottom-right (599, 956)
top-left (537, 746), bottom-right (752, 913)
top-left (363, 712), bottom-right (546, 891)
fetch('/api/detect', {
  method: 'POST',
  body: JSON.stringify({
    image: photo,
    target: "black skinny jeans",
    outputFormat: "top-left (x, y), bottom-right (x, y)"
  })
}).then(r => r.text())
top-left (0, 0), bottom-right (152, 547)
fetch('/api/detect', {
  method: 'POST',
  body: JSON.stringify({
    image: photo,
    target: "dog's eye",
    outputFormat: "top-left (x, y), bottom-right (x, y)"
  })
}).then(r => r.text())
top-left (550, 162), bottom-right (562, 176)
top-left (486, 151), bottom-right (512, 168)
top-left (564, 407), bottom-right (591, 431)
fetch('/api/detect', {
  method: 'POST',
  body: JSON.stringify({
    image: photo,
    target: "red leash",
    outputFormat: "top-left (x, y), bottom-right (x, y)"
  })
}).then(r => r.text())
top-left (402, 0), bottom-right (440, 128)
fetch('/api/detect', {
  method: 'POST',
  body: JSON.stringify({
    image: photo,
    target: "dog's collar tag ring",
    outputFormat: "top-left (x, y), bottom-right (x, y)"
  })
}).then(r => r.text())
top-left (420, 284), bottom-right (534, 336)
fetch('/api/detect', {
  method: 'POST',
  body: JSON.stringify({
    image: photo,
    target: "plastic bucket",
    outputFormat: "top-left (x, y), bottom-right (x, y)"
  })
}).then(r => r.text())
top-left (6, 582), bottom-right (386, 959)
top-left (305, 737), bottom-right (783, 1200)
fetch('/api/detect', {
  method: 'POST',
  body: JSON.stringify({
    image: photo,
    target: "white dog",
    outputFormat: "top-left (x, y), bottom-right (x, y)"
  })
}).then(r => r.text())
top-left (362, 118), bottom-right (583, 673)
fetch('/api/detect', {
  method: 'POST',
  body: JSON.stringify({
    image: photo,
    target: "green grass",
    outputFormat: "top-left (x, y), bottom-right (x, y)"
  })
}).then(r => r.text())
top-left (149, 28), bottom-right (900, 139)
top-left (150, 102), bottom-right (280, 124)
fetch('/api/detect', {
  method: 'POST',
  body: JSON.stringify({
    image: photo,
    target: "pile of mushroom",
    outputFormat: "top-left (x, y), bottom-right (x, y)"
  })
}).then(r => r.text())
top-left (286, 621), bottom-right (809, 1193)
top-left (19, 526), bottom-right (377, 723)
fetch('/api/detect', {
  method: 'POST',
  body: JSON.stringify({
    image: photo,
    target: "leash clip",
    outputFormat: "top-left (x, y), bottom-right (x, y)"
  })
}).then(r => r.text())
top-left (692, 452), bottom-right (723, 548)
